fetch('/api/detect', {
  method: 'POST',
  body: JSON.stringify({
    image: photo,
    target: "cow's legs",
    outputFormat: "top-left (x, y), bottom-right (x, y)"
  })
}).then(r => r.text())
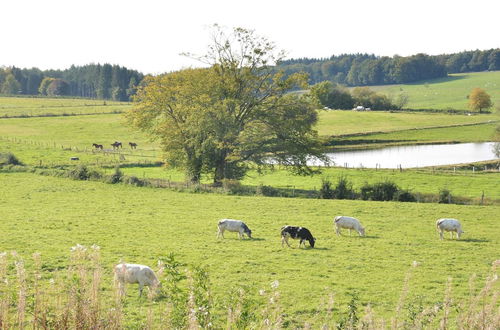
top-left (282, 235), bottom-right (291, 247)
top-left (439, 230), bottom-right (444, 240)
top-left (217, 227), bottom-right (224, 239)
top-left (335, 225), bottom-right (341, 236)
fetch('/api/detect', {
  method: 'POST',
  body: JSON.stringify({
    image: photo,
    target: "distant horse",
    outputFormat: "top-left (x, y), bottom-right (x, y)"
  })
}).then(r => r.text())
top-left (111, 141), bottom-right (122, 149)
top-left (129, 142), bottom-right (138, 149)
top-left (92, 143), bottom-right (103, 150)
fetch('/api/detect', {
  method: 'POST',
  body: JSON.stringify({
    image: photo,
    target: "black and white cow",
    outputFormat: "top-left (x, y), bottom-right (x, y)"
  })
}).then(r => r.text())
top-left (281, 225), bottom-right (316, 248)
top-left (217, 219), bottom-right (252, 239)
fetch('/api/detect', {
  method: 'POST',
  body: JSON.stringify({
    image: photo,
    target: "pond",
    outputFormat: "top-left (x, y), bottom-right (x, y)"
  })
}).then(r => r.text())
top-left (311, 142), bottom-right (498, 169)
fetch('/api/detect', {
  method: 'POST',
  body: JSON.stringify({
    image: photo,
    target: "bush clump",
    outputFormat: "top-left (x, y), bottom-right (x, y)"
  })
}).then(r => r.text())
top-left (319, 178), bottom-right (335, 199)
top-left (67, 165), bottom-right (91, 180)
top-left (394, 189), bottom-right (417, 202)
top-left (333, 175), bottom-right (356, 199)
top-left (361, 180), bottom-right (399, 201)
top-left (0, 152), bottom-right (23, 166)
top-left (257, 184), bottom-right (279, 197)
top-left (106, 166), bottom-right (123, 184)
top-left (439, 188), bottom-right (452, 204)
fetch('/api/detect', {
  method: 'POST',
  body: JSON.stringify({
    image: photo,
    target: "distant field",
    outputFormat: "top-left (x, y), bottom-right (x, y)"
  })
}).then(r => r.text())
top-left (341, 123), bottom-right (498, 146)
top-left (1, 172), bottom-right (498, 326)
top-left (0, 96), bottom-right (131, 117)
top-left (316, 110), bottom-right (498, 136)
top-left (369, 71), bottom-right (500, 110)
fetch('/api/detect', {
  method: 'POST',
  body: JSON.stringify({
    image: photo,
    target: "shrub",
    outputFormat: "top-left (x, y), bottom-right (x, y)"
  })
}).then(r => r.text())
top-left (257, 184), bottom-right (279, 197)
top-left (107, 166), bottom-right (123, 184)
top-left (319, 178), bottom-right (335, 199)
top-left (222, 179), bottom-right (252, 195)
top-left (124, 175), bottom-right (146, 187)
top-left (439, 188), bottom-right (452, 204)
top-left (361, 180), bottom-right (399, 201)
top-left (394, 189), bottom-right (417, 202)
top-left (0, 152), bottom-right (23, 166)
top-left (333, 175), bottom-right (356, 199)
top-left (67, 165), bottom-right (91, 180)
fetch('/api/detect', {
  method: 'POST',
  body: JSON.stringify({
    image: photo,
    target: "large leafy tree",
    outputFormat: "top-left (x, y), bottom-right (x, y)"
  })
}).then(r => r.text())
top-left (468, 88), bottom-right (493, 113)
top-left (127, 26), bottom-right (326, 183)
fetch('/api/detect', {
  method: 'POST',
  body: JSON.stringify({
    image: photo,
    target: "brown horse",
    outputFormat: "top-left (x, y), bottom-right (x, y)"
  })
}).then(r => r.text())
top-left (92, 143), bottom-right (103, 150)
top-left (111, 141), bottom-right (122, 149)
top-left (129, 142), bottom-right (138, 149)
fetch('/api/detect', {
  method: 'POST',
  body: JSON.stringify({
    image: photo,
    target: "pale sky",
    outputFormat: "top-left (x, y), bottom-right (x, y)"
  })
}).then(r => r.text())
top-left (2, 0), bottom-right (499, 74)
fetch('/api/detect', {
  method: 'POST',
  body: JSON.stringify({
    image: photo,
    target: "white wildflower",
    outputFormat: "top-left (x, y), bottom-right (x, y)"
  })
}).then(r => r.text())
top-left (270, 280), bottom-right (279, 289)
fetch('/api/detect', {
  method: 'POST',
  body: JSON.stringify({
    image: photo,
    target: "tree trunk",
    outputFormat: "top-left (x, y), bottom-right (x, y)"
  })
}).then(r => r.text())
top-left (213, 151), bottom-right (228, 185)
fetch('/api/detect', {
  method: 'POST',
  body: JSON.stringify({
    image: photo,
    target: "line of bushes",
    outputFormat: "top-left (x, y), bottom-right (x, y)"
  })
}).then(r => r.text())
top-left (0, 153), bottom-right (491, 205)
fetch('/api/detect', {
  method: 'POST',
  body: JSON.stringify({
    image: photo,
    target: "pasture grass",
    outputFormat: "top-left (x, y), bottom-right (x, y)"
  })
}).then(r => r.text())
top-left (368, 71), bottom-right (500, 111)
top-left (341, 123), bottom-right (498, 146)
top-left (0, 96), bottom-right (131, 117)
top-left (0, 172), bottom-right (498, 327)
top-left (316, 110), bottom-right (499, 137)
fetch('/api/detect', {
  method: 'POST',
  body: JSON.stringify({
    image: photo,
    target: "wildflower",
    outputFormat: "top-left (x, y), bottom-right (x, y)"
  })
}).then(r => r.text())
top-left (259, 289), bottom-right (266, 296)
top-left (412, 260), bottom-right (421, 267)
top-left (90, 244), bottom-right (100, 251)
top-left (270, 280), bottom-right (279, 289)
top-left (49, 278), bottom-right (55, 285)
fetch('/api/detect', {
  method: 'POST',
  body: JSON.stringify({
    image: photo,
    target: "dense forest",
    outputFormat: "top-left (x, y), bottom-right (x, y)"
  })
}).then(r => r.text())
top-left (277, 48), bottom-right (500, 86)
top-left (1, 49), bottom-right (499, 100)
top-left (0, 64), bottom-right (143, 101)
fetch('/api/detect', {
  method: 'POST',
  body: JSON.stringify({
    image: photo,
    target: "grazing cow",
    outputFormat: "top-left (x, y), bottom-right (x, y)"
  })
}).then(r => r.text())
top-left (217, 219), bottom-right (252, 239)
top-left (111, 141), bottom-right (122, 149)
top-left (129, 142), bottom-right (138, 149)
top-left (92, 143), bottom-right (103, 150)
top-left (281, 226), bottom-right (315, 248)
top-left (114, 263), bottom-right (161, 297)
top-left (436, 218), bottom-right (464, 240)
top-left (334, 216), bottom-right (366, 236)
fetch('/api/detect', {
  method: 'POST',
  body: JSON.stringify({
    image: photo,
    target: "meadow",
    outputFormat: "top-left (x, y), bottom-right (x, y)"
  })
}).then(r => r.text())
top-left (368, 71), bottom-right (500, 111)
top-left (316, 110), bottom-right (498, 137)
top-left (0, 172), bottom-right (498, 327)
top-left (0, 81), bottom-right (499, 327)
top-left (0, 96), bottom-right (131, 117)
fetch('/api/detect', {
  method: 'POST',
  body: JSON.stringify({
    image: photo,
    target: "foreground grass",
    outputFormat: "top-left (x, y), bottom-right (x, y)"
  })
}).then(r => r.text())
top-left (0, 172), bottom-right (498, 327)
top-left (368, 71), bottom-right (500, 111)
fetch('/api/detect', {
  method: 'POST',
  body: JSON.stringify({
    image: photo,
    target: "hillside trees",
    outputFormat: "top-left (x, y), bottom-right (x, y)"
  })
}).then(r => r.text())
top-left (128, 26), bottom-right (326, 184)
top-left (468, 88), bottom-right (493, 113)
top-left (1, 74), bottom-right (21, 94)
top-left (310, 81), bottom-right (354, 109)
top-left (0, 64), bottom-right (142, 100)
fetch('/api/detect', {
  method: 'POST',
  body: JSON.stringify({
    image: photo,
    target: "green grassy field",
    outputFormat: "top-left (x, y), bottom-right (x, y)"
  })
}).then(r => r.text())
top-left (0, 96), bottom-right (131, 117)
top-left (316, 110), bottom-right (498, 136)
top-left (1, 172), bottom-right (498, 327)
top-left (368, 71), bottom-right (500, 111)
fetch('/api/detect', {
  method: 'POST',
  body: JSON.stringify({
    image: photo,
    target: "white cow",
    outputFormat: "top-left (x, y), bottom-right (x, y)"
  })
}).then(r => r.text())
top-left (217, 219), bottom-right (252, 239)
top-left (334, 216), bottom-right (366, 236)
top-left (436, 218), bottom-right (464, 240)
top-left (114, 263), bottom-right (161, 297)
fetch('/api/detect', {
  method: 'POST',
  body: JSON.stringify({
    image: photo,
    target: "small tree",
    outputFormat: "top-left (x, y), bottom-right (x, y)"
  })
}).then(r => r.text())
top-left (468, 88), bottom-right (492, 113)
top-left (1, 74), bottom-right (21, 94)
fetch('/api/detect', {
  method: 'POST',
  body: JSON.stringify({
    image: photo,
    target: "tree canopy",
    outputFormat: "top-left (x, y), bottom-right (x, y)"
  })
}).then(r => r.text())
top-left (127, 26), bottom-right (326, 184)
top-left (468, 88), bottom-right (493, 113)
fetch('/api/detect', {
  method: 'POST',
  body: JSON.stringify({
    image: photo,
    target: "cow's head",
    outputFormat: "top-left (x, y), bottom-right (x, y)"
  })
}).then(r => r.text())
top-left (309, 237), bottom-right (316, 248)
top-left (359, 227), bottom-right (366, 236)
top-left (245, 228), bottom-right (252, 239)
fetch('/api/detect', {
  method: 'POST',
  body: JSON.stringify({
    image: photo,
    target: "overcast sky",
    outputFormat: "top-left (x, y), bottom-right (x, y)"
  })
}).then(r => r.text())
top-left (2, 0), bottom-right (499, 74)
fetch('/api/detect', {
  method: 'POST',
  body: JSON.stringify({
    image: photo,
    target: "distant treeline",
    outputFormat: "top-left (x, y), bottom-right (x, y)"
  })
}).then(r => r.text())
top-left (2, 48), bottom-right (499, 100)
top-left (277, 48), bottom-right (500, 86)
top-left (0, 64), bottom-right (143, 101)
